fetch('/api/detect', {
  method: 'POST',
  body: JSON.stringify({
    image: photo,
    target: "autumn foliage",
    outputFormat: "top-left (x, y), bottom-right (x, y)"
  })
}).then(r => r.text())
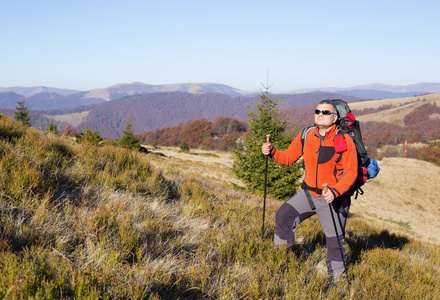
top-left (417, 142), bottom-right (440, 166)
top-left (137, 116), bottom-right (246, 151)
top-left (361, 103), bottom-right (440, 158)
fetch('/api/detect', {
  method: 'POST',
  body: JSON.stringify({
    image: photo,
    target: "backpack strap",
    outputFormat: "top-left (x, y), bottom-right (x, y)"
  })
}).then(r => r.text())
top-left (354, 187), bottom-right (364, 199)
top-left (301, 181), bottom-right (322, 210)
top-left (300, 128), bottom-right (316, 211)
top-left (301, 126), bottom-right (314, 155)
top-left (304, 189), bottom-right (316, 210)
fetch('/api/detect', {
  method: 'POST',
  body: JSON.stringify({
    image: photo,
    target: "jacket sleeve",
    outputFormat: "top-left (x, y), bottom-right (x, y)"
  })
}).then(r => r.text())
top-left (271, 132), bottom-right (303, 166)
top-left (332, 133), bottom-right (358, 196)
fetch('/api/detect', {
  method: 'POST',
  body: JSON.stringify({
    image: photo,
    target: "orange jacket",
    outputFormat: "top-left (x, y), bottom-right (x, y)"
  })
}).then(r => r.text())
top-left (272, 125), bottom-right (358, 197)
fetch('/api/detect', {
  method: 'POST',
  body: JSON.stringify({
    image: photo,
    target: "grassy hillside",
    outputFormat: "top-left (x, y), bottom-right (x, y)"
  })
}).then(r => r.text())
top-left (348, 158), bottom-right (440, 245)
top-left (147, 147), bottom-right (440, 246)
top-left (352, 92), bottom-right (440, 126)
top-left (1, 116), bottom-right (439, 299)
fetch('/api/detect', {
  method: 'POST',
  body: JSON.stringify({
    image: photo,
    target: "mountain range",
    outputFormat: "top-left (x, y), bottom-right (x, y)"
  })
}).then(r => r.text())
top-left (82, 82), bottom-right (257, 101)
top-left (349, 82), bottom-right (440, 93)
top-left (1, 81), bottom-right (440, 110)
top-left (0, 90), bottom-right (360, 139)
top-left (291, 82), bottom-right (440, 96)
top-left (54, 91), bottom-right (361, 138)
top-left (1, 81), bottom-right (440, 139)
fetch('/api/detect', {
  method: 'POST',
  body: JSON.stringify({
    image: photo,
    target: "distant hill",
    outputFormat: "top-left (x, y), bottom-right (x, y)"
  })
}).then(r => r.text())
top-left (3, 81), bottom-right (440, 111)
top-left (0, 91), bottom-right (106, 110)
top-left (0, 86), bottom-right (80, 96)
top-left (42, 91), bottom-right (359, 139)
top-left (0, 82), bottom-right (257, 110)
top-left (292, 82), bottom-right (440, 99)
top-left (337, 89), bottom-right (420, 100)
top-left (348, 82), bottom-right (440, 93)
top-left (83, 82), bottom-right (257, 101)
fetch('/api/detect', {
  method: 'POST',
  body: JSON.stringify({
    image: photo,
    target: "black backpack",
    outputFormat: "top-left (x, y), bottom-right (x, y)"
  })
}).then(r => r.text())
top-left (301, 99), bottom-right (380, 198)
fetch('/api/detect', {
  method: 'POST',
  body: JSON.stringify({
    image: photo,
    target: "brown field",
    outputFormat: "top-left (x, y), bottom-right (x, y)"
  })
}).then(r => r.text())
top-left (350, 157), bottom-right (440, 245)
top-left (146, 146), bottom-right (440, 246)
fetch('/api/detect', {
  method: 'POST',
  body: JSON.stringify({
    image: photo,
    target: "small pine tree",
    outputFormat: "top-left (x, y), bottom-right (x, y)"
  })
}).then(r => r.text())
top-left (232, 82), bottom-right (303, 200)
top-left (119, 119), bottom-right (141, 150)
top-left (14, 101), bottom-right (31, 127)
top-left (179, 141), bottom-right (190, 153)
top-left (45, 119), bottom-right (59, 135)
top-left (76, 129), bottom-right (102, 145)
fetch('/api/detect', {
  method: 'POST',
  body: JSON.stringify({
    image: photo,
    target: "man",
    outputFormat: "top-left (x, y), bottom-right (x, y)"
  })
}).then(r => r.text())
top-left (261, 100), bottom-right (358, 280)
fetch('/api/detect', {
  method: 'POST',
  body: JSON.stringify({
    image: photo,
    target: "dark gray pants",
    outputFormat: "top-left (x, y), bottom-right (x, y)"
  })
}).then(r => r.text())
top-left (274, 190), bottom-right (350, 279)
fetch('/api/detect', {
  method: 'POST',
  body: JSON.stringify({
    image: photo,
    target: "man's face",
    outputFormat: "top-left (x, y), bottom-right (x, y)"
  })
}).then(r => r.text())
top-left (314, 103), bottom-right (338, 128)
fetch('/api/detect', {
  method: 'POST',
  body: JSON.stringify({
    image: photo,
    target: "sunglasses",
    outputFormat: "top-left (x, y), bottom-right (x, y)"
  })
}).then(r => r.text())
top-left (315, 109), bottom-right (336, 115)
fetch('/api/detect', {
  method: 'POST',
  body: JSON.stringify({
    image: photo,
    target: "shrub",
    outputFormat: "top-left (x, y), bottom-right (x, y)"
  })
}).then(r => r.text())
top-left (0, 115), bottom-right (27, 142)
top-left (76, 129), bottom-right (102, 145)
top-left (119, 120), bottom-right (141, 150)
top-left (179, 141), bottom-right (190, 153)
top-left (45, 119), bottom-right (59, 135)
top-left (417, 142), bottom-right (440, 165)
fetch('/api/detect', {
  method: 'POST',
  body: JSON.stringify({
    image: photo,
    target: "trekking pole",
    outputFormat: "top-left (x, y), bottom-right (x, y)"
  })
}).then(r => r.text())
top-left (323, 183), bottom-right (348, 274)
top-left (262, 134), bottom-right (270, 240)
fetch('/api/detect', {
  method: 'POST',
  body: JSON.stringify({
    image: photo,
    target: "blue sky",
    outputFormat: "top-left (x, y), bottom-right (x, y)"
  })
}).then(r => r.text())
top-left (1, 0), bottom-right (439, 93)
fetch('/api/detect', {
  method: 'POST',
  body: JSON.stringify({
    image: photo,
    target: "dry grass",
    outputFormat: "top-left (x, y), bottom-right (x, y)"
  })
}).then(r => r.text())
top-left (145, 146), bottom-right (244, 187)
top-left (146, 146), bottom-right (440, 246)
top-left (350, 157), bottom-right (440, 245)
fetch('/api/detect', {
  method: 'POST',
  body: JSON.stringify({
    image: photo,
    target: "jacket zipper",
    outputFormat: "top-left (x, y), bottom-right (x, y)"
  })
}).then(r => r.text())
top-left (315, 132), bottom-right (324, 189)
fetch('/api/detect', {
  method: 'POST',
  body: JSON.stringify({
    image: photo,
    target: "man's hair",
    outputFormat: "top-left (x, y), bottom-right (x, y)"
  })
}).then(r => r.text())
top-left (318, 100), bottom-right (337, 115)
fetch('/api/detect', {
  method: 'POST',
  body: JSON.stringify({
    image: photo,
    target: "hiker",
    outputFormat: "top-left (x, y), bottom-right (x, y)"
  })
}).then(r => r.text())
top-left (261, 100), bottom-right (358, 280)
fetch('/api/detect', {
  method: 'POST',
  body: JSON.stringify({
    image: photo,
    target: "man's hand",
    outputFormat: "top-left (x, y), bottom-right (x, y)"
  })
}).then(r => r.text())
top-left (322, 189), bottom-right (335, 203)
top-left (262, 143), bottom-right (273, 156)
